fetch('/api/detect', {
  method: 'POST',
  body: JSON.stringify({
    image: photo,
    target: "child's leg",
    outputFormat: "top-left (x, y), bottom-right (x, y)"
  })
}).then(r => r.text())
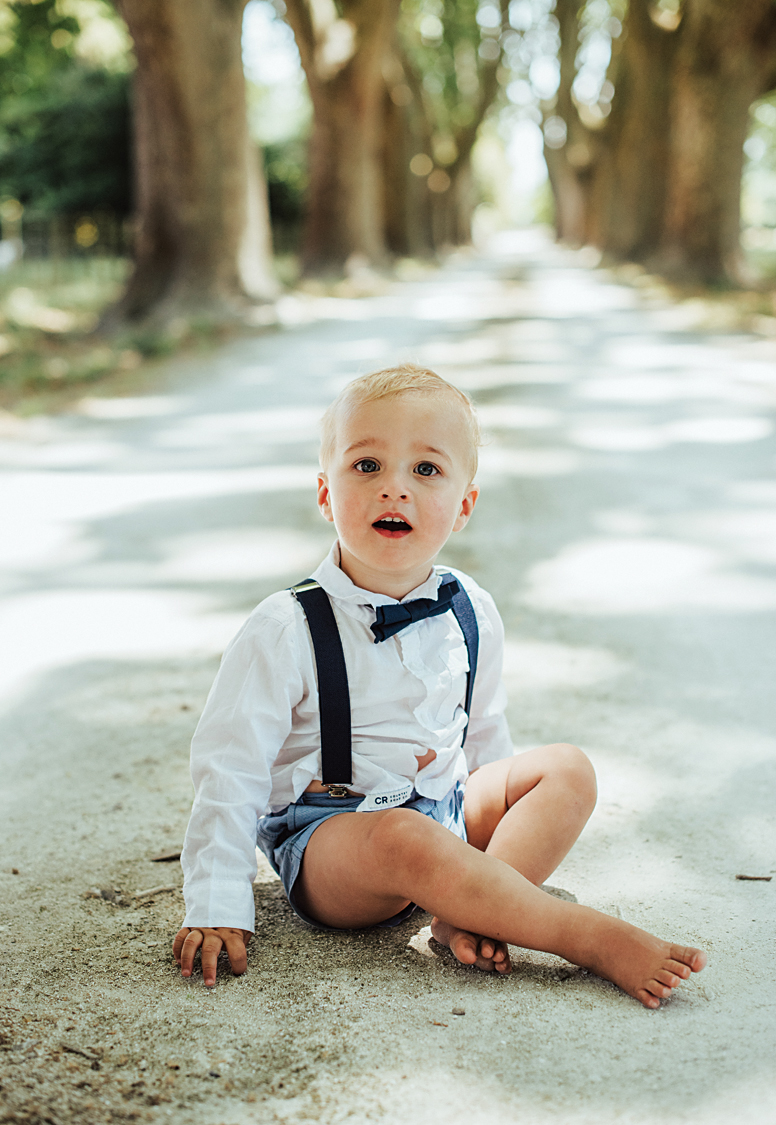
top-left (432, 743), bottom-right (596, 971)
top-left (464, 743), bottom-right (598, 882)
top-left (294, 806), bottom-right (705, 1009)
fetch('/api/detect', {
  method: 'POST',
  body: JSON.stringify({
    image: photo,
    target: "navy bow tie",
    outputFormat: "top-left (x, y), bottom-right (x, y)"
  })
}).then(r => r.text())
top-left (370, 577), bottom-right (460, 643)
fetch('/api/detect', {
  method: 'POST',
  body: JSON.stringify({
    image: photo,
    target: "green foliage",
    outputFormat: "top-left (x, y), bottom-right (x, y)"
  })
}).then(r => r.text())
top-left (396, 0), bottom-right (507, 159)
top-left (263, 136), bottom-right (308, 246)
top-left (0, 256), bottom-right (133, 404)
top-left (0, 66), bottom-right (131, 214)
top-left (0, 0), bottom-right (81, 100)
top-left (0, 0), bottom-right (131, 217)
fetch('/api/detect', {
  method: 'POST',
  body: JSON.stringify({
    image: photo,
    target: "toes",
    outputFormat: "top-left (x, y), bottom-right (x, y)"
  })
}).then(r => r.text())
top-left (450, 932), bottom-right (478, 965)
top-left (671, 945), bottom-right (707, 972)
top-left (492, 943), bottom-right (512, 974)
top-left (655, 969), bottom-right (682, 989)
top-left (665, 959), bottom-right (691, 980)
top-left (474, 940), bottom-right (511, 974)
top-left (635, 989), bottom-right (661, 1010)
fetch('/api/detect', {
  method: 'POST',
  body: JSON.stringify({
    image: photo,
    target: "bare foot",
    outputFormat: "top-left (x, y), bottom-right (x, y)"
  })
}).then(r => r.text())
top-left (430, 916), bottom-right (512, 974)
top-left (578, 910), bottom-right (707, 1009)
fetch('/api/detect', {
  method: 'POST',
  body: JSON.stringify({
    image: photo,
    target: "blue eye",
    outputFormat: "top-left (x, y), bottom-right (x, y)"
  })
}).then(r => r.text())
top-left (415, 462), bottom-right (439, 477)
top-left (355, 459), bottom-right (380, 473)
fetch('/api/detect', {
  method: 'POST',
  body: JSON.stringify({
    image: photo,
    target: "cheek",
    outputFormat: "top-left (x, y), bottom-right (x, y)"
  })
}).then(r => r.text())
top-left (328, 485), bottom-right (364, 526)
top-left (425, 494), bottom-right (461, 532)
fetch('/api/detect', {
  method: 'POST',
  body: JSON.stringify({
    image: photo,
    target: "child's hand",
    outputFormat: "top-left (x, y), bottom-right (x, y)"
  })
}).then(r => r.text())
top-left (173, 927), bottom-right (251, 987)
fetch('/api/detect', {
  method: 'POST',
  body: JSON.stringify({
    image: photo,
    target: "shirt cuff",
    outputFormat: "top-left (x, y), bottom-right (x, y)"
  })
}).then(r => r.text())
top-left (183, 879), bottom-right (256, 934)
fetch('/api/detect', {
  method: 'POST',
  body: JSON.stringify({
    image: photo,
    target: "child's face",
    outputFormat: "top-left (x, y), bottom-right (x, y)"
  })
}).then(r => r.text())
top-left (317, 392), bottom-right (479, 596)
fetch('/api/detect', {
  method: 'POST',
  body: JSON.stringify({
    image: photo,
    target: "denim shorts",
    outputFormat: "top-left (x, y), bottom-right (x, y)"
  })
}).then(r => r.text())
top-left (256, 782), bottom-right (467, 931)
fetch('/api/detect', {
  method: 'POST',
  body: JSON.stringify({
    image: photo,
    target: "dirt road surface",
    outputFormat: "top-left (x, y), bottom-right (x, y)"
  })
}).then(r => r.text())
top-left (2, 231), bottom-right (775, 1125)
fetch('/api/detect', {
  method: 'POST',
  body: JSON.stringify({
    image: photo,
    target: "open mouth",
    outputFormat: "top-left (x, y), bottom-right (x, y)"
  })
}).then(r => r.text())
top-left (373, 516), bottom-right (413, 537)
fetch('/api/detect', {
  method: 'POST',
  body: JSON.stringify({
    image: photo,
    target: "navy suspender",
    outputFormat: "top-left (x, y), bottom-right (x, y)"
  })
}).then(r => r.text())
top-left (291, 576), bottom-right (479, 793)
top-left (292, 580), bottom-right (353, 787)
top-left (451, 582), bottom-right (479, 731)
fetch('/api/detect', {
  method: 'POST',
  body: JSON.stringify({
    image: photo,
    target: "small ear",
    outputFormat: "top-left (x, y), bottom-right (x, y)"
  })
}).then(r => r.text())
top-left (453, 485), bottom-right (479, 532)
top-left (317, 473), bottom-right (335, 523)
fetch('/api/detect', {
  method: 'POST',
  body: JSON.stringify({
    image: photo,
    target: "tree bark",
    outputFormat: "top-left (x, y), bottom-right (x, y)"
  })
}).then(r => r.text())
top-left (542, 0), bottom-right (594, 246)
top-left (387, 2), bottom-right (506, 256)
top-left (283, 0), bottom-right (401, 276)
top-left (587, 0), bottom-right (678, 260)
top-left (110, 0), bottom-right (276, 328)
top-left (381, 81), bottom-right (434, 258)
top-left (658, 0), bottom-right (776, 283)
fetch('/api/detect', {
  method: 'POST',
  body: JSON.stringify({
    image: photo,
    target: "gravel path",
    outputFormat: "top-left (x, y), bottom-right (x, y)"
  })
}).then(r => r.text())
top-left (2, 231), bottom-right (775, 1125)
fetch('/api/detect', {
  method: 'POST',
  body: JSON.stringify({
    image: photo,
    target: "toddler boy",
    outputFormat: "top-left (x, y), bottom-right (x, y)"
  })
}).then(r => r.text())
top-left (174, 365), bottom-right (706, 1008)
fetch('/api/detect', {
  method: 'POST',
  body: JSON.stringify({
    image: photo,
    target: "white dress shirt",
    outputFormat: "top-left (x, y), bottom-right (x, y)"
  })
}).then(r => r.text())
top-left (181, 542), bottom-right (513, 931)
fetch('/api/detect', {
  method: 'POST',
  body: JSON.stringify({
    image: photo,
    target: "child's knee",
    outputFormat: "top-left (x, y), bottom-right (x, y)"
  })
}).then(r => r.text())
top-left (546, 743), bottom-right (597, 810)
top-left (365, 808), bottom-right (435, 872)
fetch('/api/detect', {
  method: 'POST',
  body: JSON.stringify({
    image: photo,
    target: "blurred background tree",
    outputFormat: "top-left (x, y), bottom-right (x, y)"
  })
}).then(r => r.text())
top-left (2, 0), bottom-right (776, 362)
top-left (111, 0), bottom-right (276, 328)
top-left (0, 0), bottom-right (131, 242)
top-left (538, 0), bottom-right (776, 284)
top-left (385, 0), bottom-right (510, 257)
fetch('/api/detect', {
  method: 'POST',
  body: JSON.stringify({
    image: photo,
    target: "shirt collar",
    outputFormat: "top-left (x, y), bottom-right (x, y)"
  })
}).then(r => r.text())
top-left (311, 541), bottom-right (445, 607)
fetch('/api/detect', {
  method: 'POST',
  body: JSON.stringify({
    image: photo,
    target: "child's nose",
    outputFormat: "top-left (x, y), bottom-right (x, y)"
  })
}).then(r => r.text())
top-left (381, 478), bottom-right (409, 500)
top-left (380, 469), bottom-right (410, 500)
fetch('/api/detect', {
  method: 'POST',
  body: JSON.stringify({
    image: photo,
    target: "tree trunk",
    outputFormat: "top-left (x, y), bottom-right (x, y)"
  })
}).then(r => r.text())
top-left (542, 0), bottom-right (594, 246)
top-left (389, 4), bottom-right (505, 257)
top-left (110, 0), bottom-right (276, 328)
top-left (381, 62), bottom-right (434, 258)
top-left (658, 0), bottom-right (776, 283)
top-left (588, 0), bottom-right (678, 260)
top-left (283, 0), bottom-right (400, 276)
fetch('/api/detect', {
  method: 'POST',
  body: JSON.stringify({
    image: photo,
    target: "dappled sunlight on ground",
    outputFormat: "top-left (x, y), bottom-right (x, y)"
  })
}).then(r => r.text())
top-left (157, 527), bottom-right (333, 583)
top-left (501, 639), bottom-right (626, 691)
top-left (0, 588), bottom-right (245, 710)
top-left (152, 406), bottom-right (322, 450)
top-left (520, 536), bottom-right (776, 614)
top-left (1, 229), bottom-right (775, 1124)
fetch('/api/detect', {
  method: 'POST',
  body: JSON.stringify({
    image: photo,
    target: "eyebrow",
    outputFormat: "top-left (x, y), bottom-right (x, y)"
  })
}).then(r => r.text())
top-left (343, 439), bottom-right (452, 463)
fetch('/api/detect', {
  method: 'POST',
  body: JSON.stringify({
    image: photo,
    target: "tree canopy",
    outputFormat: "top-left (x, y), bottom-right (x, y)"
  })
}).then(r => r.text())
top-left (2, 0), bottom-right (776, 325)
top-left (0, 0), bottom-right (132, 217)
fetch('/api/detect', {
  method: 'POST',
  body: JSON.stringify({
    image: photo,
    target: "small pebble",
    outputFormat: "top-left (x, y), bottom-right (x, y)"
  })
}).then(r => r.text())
top-left (451, 1007), bottom-right (465, 1016)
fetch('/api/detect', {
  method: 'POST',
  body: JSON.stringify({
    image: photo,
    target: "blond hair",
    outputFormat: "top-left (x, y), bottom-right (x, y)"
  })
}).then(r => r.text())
top-left (320, 363), bottom-right (481, 481)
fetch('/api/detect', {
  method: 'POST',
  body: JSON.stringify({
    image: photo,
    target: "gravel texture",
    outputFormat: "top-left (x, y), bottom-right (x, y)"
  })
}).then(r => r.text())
top-left (2, 232), bottom-right (775, 1124)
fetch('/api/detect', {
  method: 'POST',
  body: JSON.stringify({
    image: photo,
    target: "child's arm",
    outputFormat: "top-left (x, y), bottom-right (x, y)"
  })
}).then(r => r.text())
top-left (457, 585), bottom-right (513, 770)
top-left (179, 604), bottom-right (306, 967)
top-left (173, 927), bottom-right (251, 987)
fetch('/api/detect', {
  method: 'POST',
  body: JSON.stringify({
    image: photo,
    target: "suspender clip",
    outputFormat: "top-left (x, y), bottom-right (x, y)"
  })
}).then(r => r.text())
top-left (324, 784), bottom-right (352, 798)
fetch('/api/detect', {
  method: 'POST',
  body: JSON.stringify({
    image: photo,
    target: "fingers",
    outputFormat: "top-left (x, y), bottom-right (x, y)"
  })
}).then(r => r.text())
top-left (176, 927), bottom-right (251, 986)
top-left (223, 930), bottom-right (249, 977)
top-left (179, 928), bottom-right (204, 978)
top-left (200, 932), bottom-right (225, 988)
top-left (172, 928), bottom-right (190, 964)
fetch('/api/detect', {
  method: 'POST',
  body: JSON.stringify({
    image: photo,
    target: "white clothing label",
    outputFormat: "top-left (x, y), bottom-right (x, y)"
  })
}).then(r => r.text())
top-left (356, 783), bottom-right (414, 812)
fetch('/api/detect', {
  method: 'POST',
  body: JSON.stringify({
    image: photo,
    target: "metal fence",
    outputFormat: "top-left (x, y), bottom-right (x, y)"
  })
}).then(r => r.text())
top-left (18, 212), bottom-right (131, 260)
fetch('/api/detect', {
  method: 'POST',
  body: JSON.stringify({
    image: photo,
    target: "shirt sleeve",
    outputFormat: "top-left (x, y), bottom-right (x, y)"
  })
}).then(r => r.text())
top-left (458, 583), bottom-right (513, 772)
top-left (181, 603), bottom-right (304, 933)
